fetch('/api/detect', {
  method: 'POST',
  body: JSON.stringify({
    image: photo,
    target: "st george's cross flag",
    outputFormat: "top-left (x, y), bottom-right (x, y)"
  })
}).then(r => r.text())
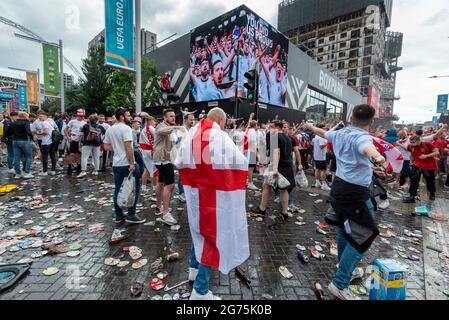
top-left (372, 135), bottom-right (404, 173)
top-left (175, 118), bottom-right (250, 274)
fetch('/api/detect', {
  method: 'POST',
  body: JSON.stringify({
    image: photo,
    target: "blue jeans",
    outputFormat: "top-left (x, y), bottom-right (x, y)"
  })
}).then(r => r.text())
top-left (7, 144), bottom-right (14, 169)
top-left (189, 245), bottom-right (213, 295)
top-left (332, 199), bottom-right (375, 290)
top-left (13, 140), bottom-right (32, 174)
top-left (113, 165), bottom-right (141, 219)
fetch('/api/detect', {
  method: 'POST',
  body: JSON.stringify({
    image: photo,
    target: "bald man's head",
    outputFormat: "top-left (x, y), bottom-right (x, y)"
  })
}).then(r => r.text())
top-left (207, 107), bottom-right (227, 130)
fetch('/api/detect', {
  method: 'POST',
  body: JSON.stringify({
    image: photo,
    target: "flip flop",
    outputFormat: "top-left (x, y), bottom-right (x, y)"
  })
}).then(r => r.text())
top-left (43, 267), bottom-right (59, 276)
top-left (104, 257), bottom-right (120, 266)
top-left (132, 259), bottom-right (148, 270)
top-left (157, 271), bottom-right (168, 280)
top-left (117, 261), bottom-right (130, 268)
top-left (278, 266), bottom-right (293, 279)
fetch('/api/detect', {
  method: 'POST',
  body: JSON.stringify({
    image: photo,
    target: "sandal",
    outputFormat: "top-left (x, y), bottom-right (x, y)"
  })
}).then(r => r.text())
top-left (278, 266), bottom-right (293, 279)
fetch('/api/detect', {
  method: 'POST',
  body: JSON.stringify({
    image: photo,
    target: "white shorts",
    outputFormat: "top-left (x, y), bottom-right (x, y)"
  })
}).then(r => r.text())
top-left (142, 150), bottom-right (155, 178)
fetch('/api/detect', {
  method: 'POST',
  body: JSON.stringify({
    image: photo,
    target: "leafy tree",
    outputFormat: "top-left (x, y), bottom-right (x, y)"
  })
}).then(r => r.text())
top-left (105, 58), bottom-right (161, 114)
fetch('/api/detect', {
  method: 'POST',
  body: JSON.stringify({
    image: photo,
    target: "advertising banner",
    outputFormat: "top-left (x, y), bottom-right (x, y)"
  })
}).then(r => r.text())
top-left (105, 0), bottom-right (135, 71)
top-left (26, 72), bottom-right (39, 105)
top-left (43, 43), bottom-right (60, 96)
top-left (189, 5), bottom-right (289, 107)
top-left (437, 94), bottom-right (448, 114)
top-left (0, 92), bottom-right (15, 100)
top-left (18, 85), bottom-right (28, 110)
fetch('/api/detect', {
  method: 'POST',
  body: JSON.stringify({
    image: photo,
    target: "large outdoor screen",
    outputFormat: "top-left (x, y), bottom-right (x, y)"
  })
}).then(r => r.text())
top-left (189, 6), bottom-right (289, 107)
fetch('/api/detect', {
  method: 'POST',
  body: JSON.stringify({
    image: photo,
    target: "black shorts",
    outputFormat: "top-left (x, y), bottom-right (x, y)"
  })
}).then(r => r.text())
top-left (315, 160), bottom-right (327, 171)
top-left (69, 141), bottom-right (81, 154)
top-left (156, 163), bottom-right (175, 185)
top-left (275, 166), bottom-right (295, 191)
top-left (248, 151), bottom-right (257, 168)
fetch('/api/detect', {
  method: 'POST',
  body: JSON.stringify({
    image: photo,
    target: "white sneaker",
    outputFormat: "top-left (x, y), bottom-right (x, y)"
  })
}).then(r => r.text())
top-left (141, 185), bottom-right (147, 193)
top-left (314, 180), bottom-right (322, 188)
top-left (189, 289), bottom-right (222, 301)
top-left (378, 200), bottom-right (390, 210)
top-left (23, 173), bottom-right (34, 179)
top-left (161, 213), bottom-right (177, 226)
top-left (274, 197), bottom-right (280, 203)
top-left (92, 171), bottom-right (99, 176)
top-left (49, 171), bottom-right (56, 176)
top-left (14, 174), bottom-right (22, 179)
top-left (39, 172), bottom-right (48, 177)
top-left (7, 169), bottom-right (15, 175)
top-left (321, 183), bottom-right (331, 191)
top-left (328, 282), bottom-right (361, 300)
top-left (77, 171), bottom-right (87, 179)
top-left (188, 268), bottom-right (199, 281)
top-left (247, 183), bottom-right (259, 191)
top-left (351, 267), bottom-right (365, 281)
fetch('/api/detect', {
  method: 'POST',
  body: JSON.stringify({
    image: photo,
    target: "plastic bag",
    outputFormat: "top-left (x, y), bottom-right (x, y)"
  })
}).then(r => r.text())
top-left (117, 174), bottom-right (136, 209)
top-left (263, 168), bottom-right (291, 189)
top-left (295, 170), bottom-right (309, 188)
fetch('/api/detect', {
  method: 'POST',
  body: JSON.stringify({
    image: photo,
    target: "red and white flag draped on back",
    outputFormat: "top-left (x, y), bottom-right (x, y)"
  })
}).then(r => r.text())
top-left (175, 118), bottom-right (250, 274)
top-left (371, 135), bottom-right (404, 173)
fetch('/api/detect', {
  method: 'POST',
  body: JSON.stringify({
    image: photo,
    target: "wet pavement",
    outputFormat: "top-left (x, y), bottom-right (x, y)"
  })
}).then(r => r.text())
top-left (1, 166), bottom-right (448, 300)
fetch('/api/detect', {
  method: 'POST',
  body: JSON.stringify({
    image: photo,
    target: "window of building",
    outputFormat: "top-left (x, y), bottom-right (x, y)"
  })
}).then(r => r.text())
top-left (362, 67), bottom-right (371, 76)
top-left (348, 69), bottom-right (358, 77)
top-left (365, 36), bottom-right (373, 45)
top-left (318, 48), bottom-right (324, 53)
top-left (349, 59), bottom-right (358, 68)
top-left (364, 46), bottom-right (373, 56)
top-left (319, 38), bottom-right (325, 44)
top-left (340, 32), bottom-right (347, 39)
top-left (362, 77), bottom-right (370, 87)
top-left (350, 40), bottom-right (360, 48)
top-left (363, 57), bottom-right (371, 66)
top-left (349, 49), bottom-right (359, 58)
top-left (339, 52), bottom-right (346, 58)
top-left (338, 62), bottom-right (345, 69)
top-left (351, 29), bottom-right (361, 38)
top-left (329, 36), bottom-right (336, 41)
top-left (340, 42), bottom-right (347, 49)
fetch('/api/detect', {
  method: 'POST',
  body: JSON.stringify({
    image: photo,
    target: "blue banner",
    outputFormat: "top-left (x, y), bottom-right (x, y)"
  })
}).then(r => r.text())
top-left (18, 85), bottom-right (28, 111)
top-left (0, 92), bottom-right (15, 100)
top-left (437, 94), bottom-right (448, 114)
top-left (105, 0), bottom-right (135, 71)
top-left (432, 116), bottom-right (438, 125)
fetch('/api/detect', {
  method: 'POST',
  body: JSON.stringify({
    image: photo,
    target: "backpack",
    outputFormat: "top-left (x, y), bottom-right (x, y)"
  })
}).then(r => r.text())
top-left (51, 128), bottom-right (64, 144)
top-left (86, 125), bottom-right (102, 146)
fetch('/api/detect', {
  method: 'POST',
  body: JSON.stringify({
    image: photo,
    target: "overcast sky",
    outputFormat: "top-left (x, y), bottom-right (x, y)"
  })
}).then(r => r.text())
top-left (1, 0), bottom-right (448, 124)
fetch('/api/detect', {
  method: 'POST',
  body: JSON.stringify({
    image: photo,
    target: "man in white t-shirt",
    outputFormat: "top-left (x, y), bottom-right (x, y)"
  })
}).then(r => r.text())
top-left (35, 110), bottom-right (56, 176)
top-left (312, 124), bottom-right (330, 191)
top-left (103, 108), bottom-right (145, 225)
top-left (64, 109), bottom-right (86, 175)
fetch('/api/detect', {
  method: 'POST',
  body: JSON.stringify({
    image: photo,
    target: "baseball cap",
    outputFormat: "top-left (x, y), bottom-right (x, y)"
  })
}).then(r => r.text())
top-left (76, 109), bottom-right (86, 117)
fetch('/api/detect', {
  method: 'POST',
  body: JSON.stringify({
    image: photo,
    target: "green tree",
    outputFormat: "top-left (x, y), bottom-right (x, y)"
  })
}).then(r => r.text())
top-left (105, 58), bottom-right (161, 114)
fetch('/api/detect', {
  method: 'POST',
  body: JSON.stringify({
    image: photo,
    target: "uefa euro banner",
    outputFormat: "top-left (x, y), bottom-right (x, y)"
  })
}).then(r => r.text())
top-left (26, 72), bottom-right (39, 106)
top-left (42, 44), bottom-right (60, 96)
top-left (105, 0), bottom-right (135, 71)
top-left (189, 5), bottom-right (289, 107)
top-left (18, 85), bottom-right (28, 111)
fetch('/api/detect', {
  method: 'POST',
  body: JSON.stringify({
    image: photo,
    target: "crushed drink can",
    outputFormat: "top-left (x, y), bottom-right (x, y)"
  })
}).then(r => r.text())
top-left (297, 251), bottom-right (309, 264)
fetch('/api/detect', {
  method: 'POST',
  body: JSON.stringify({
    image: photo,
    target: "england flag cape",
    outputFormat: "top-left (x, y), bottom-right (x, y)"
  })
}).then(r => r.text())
top-left (371, 135), bottom-right (404, 173)
top-left (175, 119), bottom-right (249, 274)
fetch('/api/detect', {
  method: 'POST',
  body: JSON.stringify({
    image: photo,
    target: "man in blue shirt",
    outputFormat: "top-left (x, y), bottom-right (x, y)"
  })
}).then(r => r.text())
top-left (304, 104), bottom-right (385, 300)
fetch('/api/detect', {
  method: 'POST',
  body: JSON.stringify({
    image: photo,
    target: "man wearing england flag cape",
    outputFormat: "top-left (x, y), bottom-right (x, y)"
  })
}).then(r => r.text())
top-left (175, 107), bottom-right (250, 300)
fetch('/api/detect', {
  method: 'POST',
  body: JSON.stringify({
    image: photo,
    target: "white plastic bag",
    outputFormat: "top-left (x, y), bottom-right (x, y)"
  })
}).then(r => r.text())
top-left (117, 173), bottom-right (136, 209)
top-left (295, 170), bottom-right (309, 188)
top-left (263, 168), bottom-right (291, 189)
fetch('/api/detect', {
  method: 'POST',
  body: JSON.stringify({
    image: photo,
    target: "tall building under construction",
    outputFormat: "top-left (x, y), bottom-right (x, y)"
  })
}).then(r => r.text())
top-left (278, 0), bottom-right (403, 120)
